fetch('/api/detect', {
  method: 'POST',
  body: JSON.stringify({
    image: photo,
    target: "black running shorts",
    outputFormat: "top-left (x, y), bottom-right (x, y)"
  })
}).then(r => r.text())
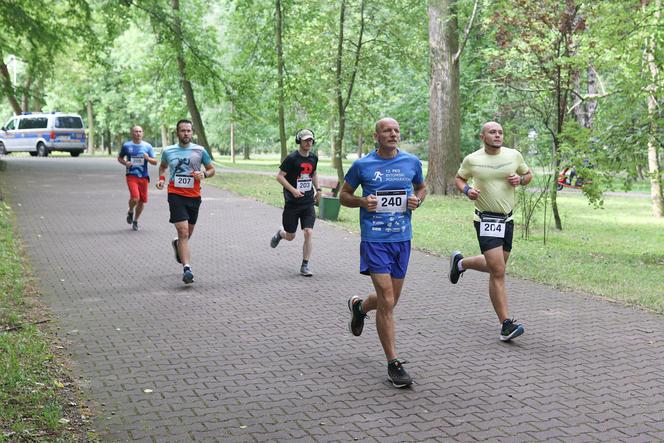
top-left (282, 204), bottom-right (316, 233)
top-left (474, 220), bottom-right (514, 253)
top-left (168, 193), bottom-right (202, 225)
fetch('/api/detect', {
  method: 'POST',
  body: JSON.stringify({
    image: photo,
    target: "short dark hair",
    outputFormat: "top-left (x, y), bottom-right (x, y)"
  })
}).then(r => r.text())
top-left (176, 119), bottom-right (193, 132)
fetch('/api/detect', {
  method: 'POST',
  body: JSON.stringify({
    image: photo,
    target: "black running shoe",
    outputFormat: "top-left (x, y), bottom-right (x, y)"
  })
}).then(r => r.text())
top-left (182, 266), bottom-right (194, 284)
top-left (500, 318), bottom-right (524, 342)
top-left (449, 250), bottom-right (465, 284)
top-left (347, 296), bottom-right (367, 337)
top-left (126, 211), bottom-right (133, 224)
top-left (132, 220), bottom-right (138, 231)
top-left (172, 238), bottom-right (181, 264)
top-left (270, 229), bottom-right (282, 248)
top-left (387, 360), bottom-right (413, 388)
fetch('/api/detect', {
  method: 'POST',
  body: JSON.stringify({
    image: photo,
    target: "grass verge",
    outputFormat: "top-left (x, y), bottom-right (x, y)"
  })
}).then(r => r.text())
top-left (208, 172), bottom-right (664, 312)
top-left (0, 201), bottom-right (97, 442)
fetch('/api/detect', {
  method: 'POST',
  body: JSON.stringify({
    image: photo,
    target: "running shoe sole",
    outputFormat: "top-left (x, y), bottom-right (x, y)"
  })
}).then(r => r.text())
top-left (500, 324), bottom-right (525, 341)
top-left (449, 250), bottom-right (463, 284)
top-left (347, 296), bottom-right (362, 336)
top-left (388, 377), bottom-right (414, 388)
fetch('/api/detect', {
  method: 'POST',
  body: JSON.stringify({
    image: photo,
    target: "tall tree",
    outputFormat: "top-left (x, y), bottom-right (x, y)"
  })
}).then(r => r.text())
top-left (333, 0), bottom-right (365, 190)
top-left (643, 0), bottom-right (663, 217)
top-left (275, 0), bottom-right (287, 160)
top-left (172, 0), bottom-right (212, 158)
top-left (427, 0), bottom-right (478, 195)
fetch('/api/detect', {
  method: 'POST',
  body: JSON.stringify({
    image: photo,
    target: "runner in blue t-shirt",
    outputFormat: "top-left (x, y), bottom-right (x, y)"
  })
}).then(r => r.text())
top-left (340, 117), bottom-right (426, 388)
top-left (117, 125), bottom-right (157, 231)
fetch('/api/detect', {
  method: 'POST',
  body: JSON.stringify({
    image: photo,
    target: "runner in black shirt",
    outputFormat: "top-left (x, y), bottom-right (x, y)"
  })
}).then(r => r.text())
top-left (270, 129), bottom-right (320, 276)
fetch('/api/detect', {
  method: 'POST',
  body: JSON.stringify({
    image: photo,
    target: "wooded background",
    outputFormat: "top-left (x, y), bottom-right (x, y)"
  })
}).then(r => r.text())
top-left (1, 0), bottom-right (662, 223)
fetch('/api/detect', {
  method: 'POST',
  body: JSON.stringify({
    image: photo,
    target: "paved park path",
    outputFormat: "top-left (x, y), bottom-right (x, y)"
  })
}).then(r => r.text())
top-left (2, 156), bottom-right (664, 442)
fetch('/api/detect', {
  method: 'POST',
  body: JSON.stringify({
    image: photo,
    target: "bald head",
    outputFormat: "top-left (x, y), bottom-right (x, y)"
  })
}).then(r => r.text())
top-left (131, 125), bottom-right (144, 143)
top-left (481, 121), bottom-right (502, 135)
top-left (480, 121), bottom-right (503, 150)
top-left (374, 117), bottom-right (400, 152)
top-left (375, 117), bottom-right (398, 133)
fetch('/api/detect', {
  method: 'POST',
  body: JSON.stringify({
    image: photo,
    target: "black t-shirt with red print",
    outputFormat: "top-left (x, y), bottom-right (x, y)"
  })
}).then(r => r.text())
top-left (279, 150), bottom-right (318, 206)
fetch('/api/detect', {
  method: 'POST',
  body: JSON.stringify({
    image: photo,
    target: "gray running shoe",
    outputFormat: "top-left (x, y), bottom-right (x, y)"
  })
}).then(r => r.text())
top-left (300, 263), bottom-right (313, 277)
top-left (449, 251), bottom-right (465, 284)
top-left (132, 220), bottom-right (138, 231)
top-left (387, 360), bottom-right (413, 388)
top-left (172, 238), bottom-right (181, 264)
top-left (270, 229), bottom-right (282, 248)
top-left (182, 266), bottom-right (194, 284)
top-left (347, 296), bottom-right (367, 337)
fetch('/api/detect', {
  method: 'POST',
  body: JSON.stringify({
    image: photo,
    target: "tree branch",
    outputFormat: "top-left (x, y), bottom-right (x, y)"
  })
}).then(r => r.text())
top-left (454, 0), bottom-right (480, 63)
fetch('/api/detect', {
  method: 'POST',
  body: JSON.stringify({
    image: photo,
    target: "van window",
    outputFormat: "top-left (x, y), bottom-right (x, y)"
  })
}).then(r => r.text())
top-left (4, 119), bottom-right (16, 130)
top-left (55, 117), bottom-right (83, 129)
top-left (18, 117), bottom-right (48, 130)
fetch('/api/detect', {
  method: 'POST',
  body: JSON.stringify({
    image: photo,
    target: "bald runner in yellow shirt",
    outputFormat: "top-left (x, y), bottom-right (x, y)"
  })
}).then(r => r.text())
top-left (449, 122), bottom-right (532, 342)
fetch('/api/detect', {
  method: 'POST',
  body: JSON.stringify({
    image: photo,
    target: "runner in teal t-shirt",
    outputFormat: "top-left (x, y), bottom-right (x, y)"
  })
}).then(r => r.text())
top-left (340, 117), bottom-right (426, 388)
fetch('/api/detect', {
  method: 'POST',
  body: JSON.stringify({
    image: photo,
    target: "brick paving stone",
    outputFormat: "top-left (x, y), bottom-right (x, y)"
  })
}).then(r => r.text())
top-left (3, 157), bottom-right (664, 442)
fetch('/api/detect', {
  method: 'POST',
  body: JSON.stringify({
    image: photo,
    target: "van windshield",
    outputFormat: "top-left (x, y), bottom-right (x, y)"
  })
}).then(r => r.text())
top-left (19, 117), bottom-right (48, 129)
top-left (55, 117), bottom-right (83, 129)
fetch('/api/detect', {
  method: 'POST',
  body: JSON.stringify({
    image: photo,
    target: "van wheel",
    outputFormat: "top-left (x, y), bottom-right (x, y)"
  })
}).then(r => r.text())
top-left (0, 142), bottom-right (6, 155)
top-left (36, 142), bottom-right (48, 157)
top-left (70, 150), bottom-right (82, 157)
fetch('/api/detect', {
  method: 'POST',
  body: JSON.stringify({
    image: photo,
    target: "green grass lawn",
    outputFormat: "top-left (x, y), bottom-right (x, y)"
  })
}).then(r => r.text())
top-left (0, 202), bottom-right (95, 442)
top-left (208, 171), bottom-right (664, 312)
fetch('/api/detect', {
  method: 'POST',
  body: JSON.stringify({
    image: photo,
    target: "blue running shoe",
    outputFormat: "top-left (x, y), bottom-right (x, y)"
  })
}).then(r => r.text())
top-left (182, 266), bottom-right (194, 284)
top-left (500, 318), bottom-right (524, 341)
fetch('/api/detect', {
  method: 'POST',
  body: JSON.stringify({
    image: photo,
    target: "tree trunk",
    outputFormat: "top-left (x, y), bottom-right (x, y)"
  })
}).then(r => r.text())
top-left (357, 133), bottom-right (364, 158)
top-left (105, 128), bottom-right (112, 155)
top-left (426, 0), bottom-right (462, 195)
top-left (87, 100), bottom-right (94, 154)
top-left (644, 0), bottom-right (663, 217)
top-left (243, 143), bottom-right (250, 160)
top-left (275, 0), bottom-right (287, 161)
top-left (22, 74), bottom-right (33, 112)
top-left (172, 0), bottom-right (213, 159)
top-left (32, 79), bottom-right (42, 112)
top-left (0, 51), bottom-right (22, 115)
top-left (333, 0), bottom-right (365, 194)
top-left (230, 103), bottom-right (236, 163)
top-left (161, 125), bottom-right (169, 148)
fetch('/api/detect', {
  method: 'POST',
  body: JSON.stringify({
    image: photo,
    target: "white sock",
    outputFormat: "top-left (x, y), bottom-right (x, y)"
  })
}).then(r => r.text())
top-left (457, 260), bottom-right (464, 271)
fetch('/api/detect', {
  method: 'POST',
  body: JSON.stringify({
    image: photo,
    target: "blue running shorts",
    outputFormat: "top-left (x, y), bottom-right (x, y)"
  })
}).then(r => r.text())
top-left (360, 240), bottom-right (411, 279)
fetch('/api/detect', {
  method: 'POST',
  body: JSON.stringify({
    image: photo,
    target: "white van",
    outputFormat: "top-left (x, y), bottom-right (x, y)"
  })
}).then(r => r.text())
top-left (0, 112), bottom-right (86, 157)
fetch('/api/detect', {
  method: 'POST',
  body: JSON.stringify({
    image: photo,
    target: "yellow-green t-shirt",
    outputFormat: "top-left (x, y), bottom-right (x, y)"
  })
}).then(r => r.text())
top-left (457, 147), bottom-right (529, 220)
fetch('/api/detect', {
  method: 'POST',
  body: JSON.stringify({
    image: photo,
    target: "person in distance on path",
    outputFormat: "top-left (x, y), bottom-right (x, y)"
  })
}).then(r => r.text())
top-left (117, 125), bottom-right (157, 231)
top-left (270, 129), bottom-right (321, 277)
